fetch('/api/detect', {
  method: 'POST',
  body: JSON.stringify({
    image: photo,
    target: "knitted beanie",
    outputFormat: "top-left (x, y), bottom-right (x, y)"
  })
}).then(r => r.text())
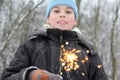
top-left (46, 0), bottom-right (78, 20)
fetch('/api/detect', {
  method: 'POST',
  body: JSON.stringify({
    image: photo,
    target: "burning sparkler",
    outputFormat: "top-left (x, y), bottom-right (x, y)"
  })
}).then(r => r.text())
top-left (58, 44), bottom-right (89, 78)
top-left (59, 45), bottom-right (81, 72)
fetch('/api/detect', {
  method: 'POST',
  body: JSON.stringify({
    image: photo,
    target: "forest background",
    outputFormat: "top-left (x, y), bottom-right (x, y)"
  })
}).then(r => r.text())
top-left (0, 0), bottom-right (120, 80)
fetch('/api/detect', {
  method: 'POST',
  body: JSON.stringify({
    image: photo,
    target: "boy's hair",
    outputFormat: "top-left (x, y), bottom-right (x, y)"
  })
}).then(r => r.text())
top-left (46, 0), bottom-right (78, 20)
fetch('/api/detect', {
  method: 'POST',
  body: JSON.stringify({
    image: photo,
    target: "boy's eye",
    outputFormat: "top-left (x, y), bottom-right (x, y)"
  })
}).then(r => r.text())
top-left (66, 11), bottom-right (72, 14)
top-left (53, 10), bottom-right (60, 13)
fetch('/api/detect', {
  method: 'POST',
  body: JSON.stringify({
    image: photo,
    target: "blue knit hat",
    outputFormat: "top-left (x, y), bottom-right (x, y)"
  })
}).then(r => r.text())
top-left (46, 0), bottom-right (78, 20)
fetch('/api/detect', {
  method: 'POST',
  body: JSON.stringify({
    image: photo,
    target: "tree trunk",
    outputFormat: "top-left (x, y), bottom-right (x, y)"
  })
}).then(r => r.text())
top-left (93, 0), bottom-right (100, 51)
top-left (76, 0), bottom-right (82, 28)
top-left (111, 1), bottom-right (120, 80)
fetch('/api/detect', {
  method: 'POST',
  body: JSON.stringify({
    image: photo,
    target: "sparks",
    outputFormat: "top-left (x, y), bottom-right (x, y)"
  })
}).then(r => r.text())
top-left (81, 55), bottom-right (89, 63)
top-left (60, 45), bottom-right (81, 72)
top-left (97, 64), bottom-right (102, 68)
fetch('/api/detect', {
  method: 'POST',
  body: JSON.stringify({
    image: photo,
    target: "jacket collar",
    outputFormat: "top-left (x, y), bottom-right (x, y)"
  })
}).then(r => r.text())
top-left (42, 24), bottom-right (81, 36)
top-left (46, 28), bottom-right (79, 41)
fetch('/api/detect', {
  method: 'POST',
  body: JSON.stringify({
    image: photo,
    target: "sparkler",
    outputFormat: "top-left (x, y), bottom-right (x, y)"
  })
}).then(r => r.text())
top-left (59, 45), bottom-right (81, 72)
top-left (58, 43), bottom-right (89, 80)
top-left (59, 44), bottom-right (89, 74)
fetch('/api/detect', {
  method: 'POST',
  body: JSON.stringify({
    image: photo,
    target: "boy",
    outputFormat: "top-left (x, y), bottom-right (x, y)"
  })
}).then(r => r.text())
top-left (1, 0), bottom-right (107, 80)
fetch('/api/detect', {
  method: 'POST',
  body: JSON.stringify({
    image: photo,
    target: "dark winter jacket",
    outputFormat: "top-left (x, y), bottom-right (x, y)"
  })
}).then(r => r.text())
top-left (1, 29), bottom-right (107, 80)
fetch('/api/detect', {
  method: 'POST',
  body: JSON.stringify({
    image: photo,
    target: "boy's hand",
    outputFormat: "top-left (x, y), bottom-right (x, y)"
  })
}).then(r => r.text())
top-left (29, 70), bottom-right (63, 80)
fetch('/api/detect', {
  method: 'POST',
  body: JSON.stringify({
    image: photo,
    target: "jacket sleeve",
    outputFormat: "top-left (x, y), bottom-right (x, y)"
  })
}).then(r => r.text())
top-left (88, 53), bottom-right (107, 80)
top-left (1, 40), bottom-right (39, 80)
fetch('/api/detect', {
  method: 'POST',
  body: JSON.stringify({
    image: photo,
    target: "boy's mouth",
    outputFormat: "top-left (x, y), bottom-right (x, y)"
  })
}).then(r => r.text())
top-left (57, 20), bottom-right (68, 25)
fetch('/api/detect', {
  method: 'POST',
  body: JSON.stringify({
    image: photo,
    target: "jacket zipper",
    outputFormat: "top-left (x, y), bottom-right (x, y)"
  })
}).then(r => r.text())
top-left (58, 31), bottom-right (63, 75)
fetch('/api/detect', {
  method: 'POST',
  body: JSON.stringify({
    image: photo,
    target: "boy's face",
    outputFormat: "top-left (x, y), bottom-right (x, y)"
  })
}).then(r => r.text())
top-left (47, 5), bottom-right (77, 30)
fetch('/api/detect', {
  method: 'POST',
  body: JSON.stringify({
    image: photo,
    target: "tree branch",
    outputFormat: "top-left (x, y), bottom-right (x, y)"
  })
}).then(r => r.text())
top-left (0, 0), bottom-right (45, 56)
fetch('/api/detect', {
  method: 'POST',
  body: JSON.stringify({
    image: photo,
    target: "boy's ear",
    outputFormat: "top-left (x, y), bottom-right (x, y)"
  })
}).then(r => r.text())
top-left (47, 17), bottom-right (50, 24)
top-left (74, 20), bottom-right (77, 26)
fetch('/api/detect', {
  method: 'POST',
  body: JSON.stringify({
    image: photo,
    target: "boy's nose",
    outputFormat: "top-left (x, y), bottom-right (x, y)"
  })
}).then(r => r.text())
top-left (60, 15), bottom-right (65, 18)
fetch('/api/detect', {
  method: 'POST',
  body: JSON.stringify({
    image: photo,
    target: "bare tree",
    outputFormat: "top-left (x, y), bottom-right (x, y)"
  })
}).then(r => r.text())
top-left (0, 0), bottom-right (4, 7)
top-left (0, 0), bottom-right (45, 76)
top-left (111, 1), bottom-right (120, 80)
top-left (93, 0), bottom-right (100, 51)
top-left (0, 0), bottom-right (45, 56)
